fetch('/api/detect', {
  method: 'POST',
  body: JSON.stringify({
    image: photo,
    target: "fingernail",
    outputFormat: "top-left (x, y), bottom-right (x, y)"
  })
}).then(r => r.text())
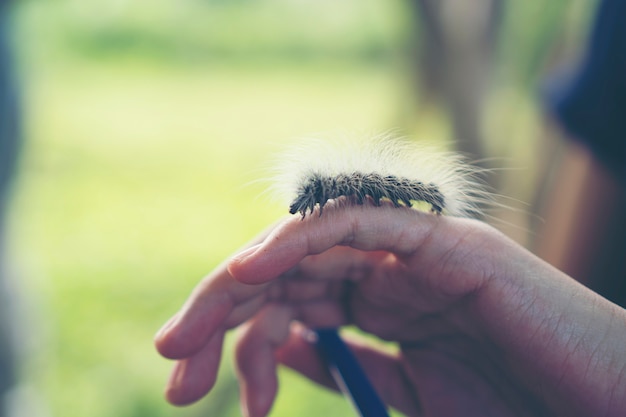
top-left (240, 401), bottom-right (250, 417)
top-left (165, 362), bottom-right (185, 403)
top-left (293, 323), bottom-right (317, 343)
top-left (239, 387), bottom-right (251, 417)
top-left (155, 314), bottom-right (178, 340)
top-left (231, 244), bottom-right (261, 263)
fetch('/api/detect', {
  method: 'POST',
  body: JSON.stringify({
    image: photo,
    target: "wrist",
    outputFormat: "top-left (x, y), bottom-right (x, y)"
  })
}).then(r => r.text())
top-left (477, 251), bottom-right (626, 416)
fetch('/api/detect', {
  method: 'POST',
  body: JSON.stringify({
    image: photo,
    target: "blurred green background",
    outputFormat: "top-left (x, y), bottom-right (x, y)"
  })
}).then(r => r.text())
top-left (3, 0), bottom-right (595, 416)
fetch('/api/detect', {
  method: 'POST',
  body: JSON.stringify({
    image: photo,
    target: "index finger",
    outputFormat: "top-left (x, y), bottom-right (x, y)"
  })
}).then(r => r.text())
top-left (227, 202), bottom-right (445, 285)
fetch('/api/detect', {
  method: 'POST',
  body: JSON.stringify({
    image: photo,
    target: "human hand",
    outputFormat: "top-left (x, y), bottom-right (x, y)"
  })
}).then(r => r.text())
top-left (154, 202), bottom-right (626, 417)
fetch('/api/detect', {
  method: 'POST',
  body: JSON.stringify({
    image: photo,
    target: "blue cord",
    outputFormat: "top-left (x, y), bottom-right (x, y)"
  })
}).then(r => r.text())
top-left (313, 328), bottom-right (390, 417)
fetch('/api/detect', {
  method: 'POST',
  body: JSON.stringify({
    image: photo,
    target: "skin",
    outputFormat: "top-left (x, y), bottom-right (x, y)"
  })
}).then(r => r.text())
top-left (154, 202), bottom-right (626, 417)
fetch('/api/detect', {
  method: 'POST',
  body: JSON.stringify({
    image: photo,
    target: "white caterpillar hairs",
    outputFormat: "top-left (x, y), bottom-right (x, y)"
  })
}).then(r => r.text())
top-left (270, 133), bottom-right (491, 219)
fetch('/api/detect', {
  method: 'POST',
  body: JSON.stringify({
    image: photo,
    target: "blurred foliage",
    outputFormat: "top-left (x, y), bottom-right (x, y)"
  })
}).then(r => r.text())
top-left (9, 62), bottom-right (403, 416)
top-left (4, 0), bottom-right (598, 416)
top-left (497, 0), bottom-right (595, 87)
top-left (15, 0), bottom-right (410, 67)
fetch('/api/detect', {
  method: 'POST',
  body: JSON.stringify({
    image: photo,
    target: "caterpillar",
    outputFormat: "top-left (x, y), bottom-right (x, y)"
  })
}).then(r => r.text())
top-left (288, 172), bottom-right (445, 218)
top-left (271, 133), bottom-right (490, 219)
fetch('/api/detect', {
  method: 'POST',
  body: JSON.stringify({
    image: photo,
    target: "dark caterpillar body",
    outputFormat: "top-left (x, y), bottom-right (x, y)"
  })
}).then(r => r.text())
top-left (289, 172), bottom-right (445, 218)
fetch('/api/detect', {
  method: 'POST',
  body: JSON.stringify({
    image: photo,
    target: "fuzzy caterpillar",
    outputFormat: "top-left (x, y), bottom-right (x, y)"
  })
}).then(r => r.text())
top-left (288, 172), bottom-right (445, 218)
top-left (271, 133), bottom-right (490, 219)
top-left (269, 133), bottom-right (493, 417)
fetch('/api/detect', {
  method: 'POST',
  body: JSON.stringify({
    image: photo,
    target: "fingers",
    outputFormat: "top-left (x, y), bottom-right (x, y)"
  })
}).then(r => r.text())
top-left (228, 203), bottom-right (443, 285)
top-left (165, 330), bottom-right (225, 406)
top-left (155, 224), bottom-right (281, 360)
top-left (156, 204), bottom-right (485, 360)
top-left (229, 204), bottom-right (516, 307)
top-left (275, 324), bottom-right (336, 389)
top-left (235, 304), bottom-right (295, 417)
top-left (276, 326), bottom-right (422, 416)
top-left (155, 204), bottom-right (513, 412)
top-left (154, 260), bottom-right (271, 359)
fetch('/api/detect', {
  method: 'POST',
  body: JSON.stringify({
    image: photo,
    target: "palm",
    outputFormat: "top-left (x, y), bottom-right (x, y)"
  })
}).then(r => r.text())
top-left (396, 339), bottom-right (545, 417)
